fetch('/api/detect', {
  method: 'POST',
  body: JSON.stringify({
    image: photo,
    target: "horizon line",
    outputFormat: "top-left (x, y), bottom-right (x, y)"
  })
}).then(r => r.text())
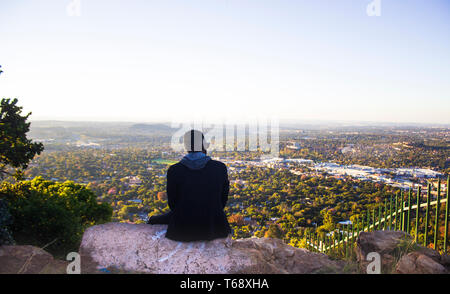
top-left (29, 118), bottom-right (450, 128)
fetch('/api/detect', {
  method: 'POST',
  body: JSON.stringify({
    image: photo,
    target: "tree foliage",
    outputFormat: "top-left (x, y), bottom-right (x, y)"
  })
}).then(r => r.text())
top-left (0, 98), bottom-right (44, 179)
top-left (264, 224), bottom-right (284, 239)
top-left (0, 177), bottom-right (112, 255)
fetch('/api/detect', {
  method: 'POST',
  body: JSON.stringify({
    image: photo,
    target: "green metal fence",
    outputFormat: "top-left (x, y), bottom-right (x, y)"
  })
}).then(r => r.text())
top-left (306, 176), bottom-right (449, 258)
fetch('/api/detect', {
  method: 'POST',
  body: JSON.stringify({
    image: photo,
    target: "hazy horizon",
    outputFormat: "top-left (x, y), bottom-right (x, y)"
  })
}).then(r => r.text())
top-left (1, 1), bottom-right (450, 124)
top-left (29, 117), bottom-right (450, 128)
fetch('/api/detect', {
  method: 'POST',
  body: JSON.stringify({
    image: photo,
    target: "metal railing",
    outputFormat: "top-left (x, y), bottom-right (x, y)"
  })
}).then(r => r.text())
top-left (306, 176), bottom-right (449, 258)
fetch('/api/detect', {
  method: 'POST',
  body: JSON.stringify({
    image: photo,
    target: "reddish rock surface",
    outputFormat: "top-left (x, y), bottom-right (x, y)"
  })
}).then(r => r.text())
top-left (0, 245), bottom-right (68, 274)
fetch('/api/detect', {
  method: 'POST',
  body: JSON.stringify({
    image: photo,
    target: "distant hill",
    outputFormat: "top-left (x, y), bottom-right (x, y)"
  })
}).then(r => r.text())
top-left (28, 121), bottom-right (177, 145)
top-left (129, 123), bottom-right (176, 133)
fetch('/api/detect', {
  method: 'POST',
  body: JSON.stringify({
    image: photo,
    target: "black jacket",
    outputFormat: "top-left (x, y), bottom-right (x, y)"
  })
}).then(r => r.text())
top-left (164, 159), bottom-right (231, 241)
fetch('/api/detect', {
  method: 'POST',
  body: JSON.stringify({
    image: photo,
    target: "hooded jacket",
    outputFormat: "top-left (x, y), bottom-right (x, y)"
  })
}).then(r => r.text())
top-left (164, 153), bottom-right (231, 242)
top-left (180, 152), bottom-right (211, 170)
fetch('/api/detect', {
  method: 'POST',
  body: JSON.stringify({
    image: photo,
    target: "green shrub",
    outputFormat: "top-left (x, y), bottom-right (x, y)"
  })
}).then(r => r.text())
top-left (0, 199), bottom-right (14, 245)
top-left (0, 177), bottom-right (112, 255)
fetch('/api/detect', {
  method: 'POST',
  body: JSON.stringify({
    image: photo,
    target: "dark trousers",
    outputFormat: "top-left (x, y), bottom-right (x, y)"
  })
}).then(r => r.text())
top-left (147, 211), bottom-right (173, 225)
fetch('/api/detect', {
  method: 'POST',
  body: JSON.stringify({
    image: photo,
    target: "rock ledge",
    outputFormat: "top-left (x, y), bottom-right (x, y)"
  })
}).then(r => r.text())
top-left (79, 222), bottom-right (343, 274)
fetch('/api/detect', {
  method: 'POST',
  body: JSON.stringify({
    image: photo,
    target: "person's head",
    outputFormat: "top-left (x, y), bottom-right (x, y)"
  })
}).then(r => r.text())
top-left (183, 129), bottom-right (209, 154)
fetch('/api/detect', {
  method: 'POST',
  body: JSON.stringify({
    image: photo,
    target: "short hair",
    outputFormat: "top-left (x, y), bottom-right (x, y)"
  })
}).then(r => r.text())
top-left (183, 129), bottom-right (208, 152)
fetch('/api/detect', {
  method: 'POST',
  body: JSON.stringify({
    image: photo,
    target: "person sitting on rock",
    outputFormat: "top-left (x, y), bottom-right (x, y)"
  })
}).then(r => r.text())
top-left (147, 129), bottom-right (232, 242)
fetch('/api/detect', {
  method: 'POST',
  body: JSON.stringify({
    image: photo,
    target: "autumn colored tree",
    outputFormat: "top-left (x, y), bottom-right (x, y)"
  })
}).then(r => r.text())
top-left (228, 213), bottom-right (245, 226)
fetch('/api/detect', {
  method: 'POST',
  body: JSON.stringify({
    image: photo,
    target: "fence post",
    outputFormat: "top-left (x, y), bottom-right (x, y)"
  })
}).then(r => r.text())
top-left (320, 234), bottom-right (324, 253)
top-left (434, 178), bottom-right (441, 251)
top-left (424, 183), bottom-right (431, 247)
top-left (313, 232), bottom-right (316, 252)
top-left (351, 222), bottom-right (355, 260)
top-left (367, 210), bottom-right (370, 232)
top-left (400, 191), bottom-right (405, 231)
top-left (445, 176), bottom-right (449, 254)
top-left (378, 205), bottom-right (382, 230)
top-left (315, 232), bottom-right (318, 252)
top-left (327, 232), bottom-right (330, 254)
top-left (395, 193), bottom-right (399, 231)
top-left (389, 196), bottom-right (393, 230)
top-left (361, 212), bottom-right (365, 232)
top-left (407, 188), bottom-right (412, 234)
top-left (349, 224), bottom-right (353, 259)
top-left (343, 226), bottom-right (346, 259)
top-left (337, 227), bottom-right (341, 257)
top-left (372, 209), bottom-right (375, 232)
top-left (358, 215), bottom-right (362, 236)
top-left (345, 224), bottom-right (350, 259)
top-left (383, 199), bottom-right (387, 230)
top-left (334, 230), bottom-right (337, 254)
top-left (316, 232), bottom-right (319, 253)
top-left (352, 218), bottom-right (357, 244)
top-left (328, 234), bottom-right (331, 254)
top-left (306, 231), bottom-right (309, 250)
top-left (343, 225), bottom-right (347, 258)
top-left (415, 186), bottom-right (421, 243)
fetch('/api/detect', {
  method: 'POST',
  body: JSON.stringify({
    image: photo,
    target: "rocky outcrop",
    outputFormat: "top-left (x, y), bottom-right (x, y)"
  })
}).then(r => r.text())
top-left (356, 230), bottom-right (449, 274)
top-left (3, 227), bottom-right (449, 274)
top-left (356, 230), bottom-right (412, 273)
top-left (0, 245), bottom-right (68, 274)
top-left (396, 251), bottom-right (447, 274)
top-left (79, 222), bottom-right (344, 274)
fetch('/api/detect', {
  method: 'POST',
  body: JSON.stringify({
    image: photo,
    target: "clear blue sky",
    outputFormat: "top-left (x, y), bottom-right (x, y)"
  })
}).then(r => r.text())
top-left (0, 0), bottom-right (449, 124)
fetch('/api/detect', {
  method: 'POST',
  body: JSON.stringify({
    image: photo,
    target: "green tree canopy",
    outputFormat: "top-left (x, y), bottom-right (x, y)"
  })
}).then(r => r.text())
top-left (0, 98), bottom-right (44, 179)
